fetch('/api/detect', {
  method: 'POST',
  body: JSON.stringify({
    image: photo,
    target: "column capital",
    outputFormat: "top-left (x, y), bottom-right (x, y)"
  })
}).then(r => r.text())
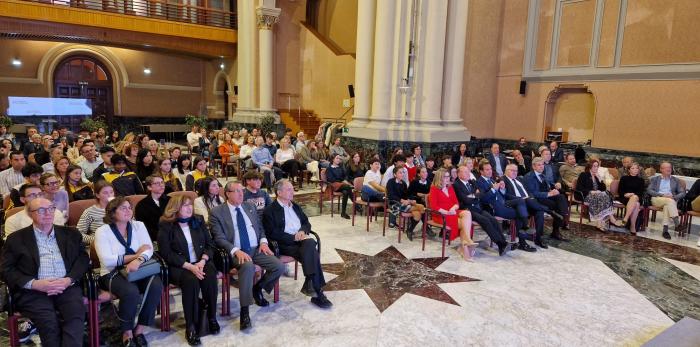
top-left (256, 6), bottom-right (281, 30)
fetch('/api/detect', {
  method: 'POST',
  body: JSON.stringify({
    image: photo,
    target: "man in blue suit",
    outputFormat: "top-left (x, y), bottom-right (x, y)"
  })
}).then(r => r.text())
top-left (523, 157), bottom-right (570, 242)
top-left (486, 143), bottom-right (509, 178)
top-left (475, 161), bottom-right (536, 252)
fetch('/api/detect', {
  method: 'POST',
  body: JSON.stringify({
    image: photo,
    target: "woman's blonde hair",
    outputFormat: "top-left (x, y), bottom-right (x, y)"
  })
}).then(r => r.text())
top-left (160, 194), bottom-right (193, 223)
top-left (431, 168), bottom-right (448, 188)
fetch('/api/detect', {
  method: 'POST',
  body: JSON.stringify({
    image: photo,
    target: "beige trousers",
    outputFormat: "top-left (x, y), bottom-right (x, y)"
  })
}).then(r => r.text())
top-left (651, 197), bottom-right (679, 225)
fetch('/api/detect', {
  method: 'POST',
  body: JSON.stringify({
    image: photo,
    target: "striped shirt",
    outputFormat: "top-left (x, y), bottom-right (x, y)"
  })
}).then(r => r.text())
top-left (24, 227), bottom-right (67, 289)
top-left (0, 168), bottom-right (25, 199)
top-left (76, 205), bottom-right (106, 245)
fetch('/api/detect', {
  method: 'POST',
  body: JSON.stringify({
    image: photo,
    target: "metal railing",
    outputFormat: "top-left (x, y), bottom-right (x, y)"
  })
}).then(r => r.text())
top-left (320, 105), bottom-right (353, 126)
top-left (21, 0), bottom-right (237, 29)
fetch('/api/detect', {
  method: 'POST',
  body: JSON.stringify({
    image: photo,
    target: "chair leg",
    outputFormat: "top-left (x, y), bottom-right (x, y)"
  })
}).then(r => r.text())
top-left (330, 195), bottom-right (335, 217)
top-left (90, 300), bottom-right (100, 347)
top-left (351, 203), bottom-right (356, 226)
top-left (366, 207), bottom-right (371, 232)
top-left (273, 281), bottom-right (280, 303)
top-left (382, 204), bottom-right (387, 235)
top-left (161, 286), bottom-right (170, 331)
top-left (421, 213), bottom-right (427, 251)
top-left (294, 261), bottom-right (298, 280)
top-left (441, 227), bottom-right (447, 258)
top-left (397, 216), bottom-right (402, 243)
top-left (510, 220), bottom-right (517, 242)
top-left (9, 314), bottom-right (19, 347)
top-left (319, 192), bottom-right (323, 214)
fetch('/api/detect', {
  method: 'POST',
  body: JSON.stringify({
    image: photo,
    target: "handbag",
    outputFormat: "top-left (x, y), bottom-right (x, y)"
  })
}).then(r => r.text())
top-left (119, 258), bottom-right (161, 282)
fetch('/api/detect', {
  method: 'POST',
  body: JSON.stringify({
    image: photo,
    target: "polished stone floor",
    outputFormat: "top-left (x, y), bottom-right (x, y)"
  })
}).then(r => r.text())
top-left (3, 187), bottom-right (699, 346)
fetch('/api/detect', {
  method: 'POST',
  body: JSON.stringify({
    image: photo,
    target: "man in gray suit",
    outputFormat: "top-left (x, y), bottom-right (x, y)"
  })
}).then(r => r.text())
top-left (210, 182), bottom-right (284, 330)
top-left (647, 162), bottom-right (686, 239)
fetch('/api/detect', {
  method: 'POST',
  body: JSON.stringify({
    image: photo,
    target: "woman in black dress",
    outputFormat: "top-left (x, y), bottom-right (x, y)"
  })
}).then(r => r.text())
top-left (618, 162), bottom-right (645, 234)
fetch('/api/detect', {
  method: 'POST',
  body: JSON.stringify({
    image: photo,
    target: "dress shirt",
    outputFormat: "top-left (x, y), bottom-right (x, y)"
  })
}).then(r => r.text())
top-left (180, 224), bottom-right (197, 263)
top-left (507, 177), bottom-right (529, 198)
top-left (25, 227), bottom-right (67, 289)
top-left (4, 210), bottom-right (67, 240)
top-left (251, 147), bottom-right (274, 166)
top-left (493, 158), bottom-right (503, 176)
top-left (280, 201), bottom-right (302, 235)
top-left (226, 202), bottom-right (266, 256)
top-left (0, 168), bottom-right (25, 198)
top-left (658, 177), bottom-right (672, 195)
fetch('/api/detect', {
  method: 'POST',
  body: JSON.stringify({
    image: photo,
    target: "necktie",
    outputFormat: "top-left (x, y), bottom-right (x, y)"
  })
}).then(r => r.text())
top-left (236, 207), bottom-right (252, 254)
top-left (514, 179), bottom-right (527, 197)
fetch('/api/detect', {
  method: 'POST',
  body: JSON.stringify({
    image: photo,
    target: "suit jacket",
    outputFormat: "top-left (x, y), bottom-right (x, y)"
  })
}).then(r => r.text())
top-left (576, 171), bottom-right (606, 198)
top-left (486, 153), bottom-right (508, 177)
top-left (209, 201), bottom-right (266, 255)
top-left (647, 175), bottom-right (686, 201)
top-left (157, 215), bottom-right (214, 276)
top-left (475, 176), bottom-right (505, 209)
top-left (135, 194), bottom-right (171, 241)
top-left (523, 171), bottom-right (553, 200)
top-left (502, 175), bottom-right (530, 201)
top-left (551, 148), bottom-right (565, 163)
top-left (262, 200), bottom-right (312, 247)
top-left (452, 178), bottom-right (483, 212)
top-left (0, 225), bottom-right (89, 292)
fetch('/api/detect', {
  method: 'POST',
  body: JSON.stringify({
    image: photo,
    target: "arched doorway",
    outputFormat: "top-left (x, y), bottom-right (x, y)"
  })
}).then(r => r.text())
top-left (54, 56), bottom-right (114, 128)
top-left (214, 75), bottom-right (229, 119)
top-left (543, 84), bottom-right (596, 144)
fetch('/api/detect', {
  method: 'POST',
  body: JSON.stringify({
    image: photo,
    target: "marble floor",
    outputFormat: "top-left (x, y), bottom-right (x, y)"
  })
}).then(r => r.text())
top-left (3, 188), bottom-right (700, 346)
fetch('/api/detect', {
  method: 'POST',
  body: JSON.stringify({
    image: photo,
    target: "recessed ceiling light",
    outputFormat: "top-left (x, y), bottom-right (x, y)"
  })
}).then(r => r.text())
top-left (11, 59), bottom-right (22, 66)
top-left (220, 63), bottom-right (225, 69)
top-left (143, 68), bottom-right (152, 75)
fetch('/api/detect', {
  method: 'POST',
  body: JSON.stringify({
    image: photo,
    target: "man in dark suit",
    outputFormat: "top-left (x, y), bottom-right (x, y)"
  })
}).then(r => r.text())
top-left (523, 157), bottom-right (570, 241)
top-left (263, 179), bottom-right (332, 308)
top-left (550, 141), bottom-right (565, 164)
top-left (135, 175), bottom-right (171, 241)
top-left (209, 182), bottom-right (284, 330)
top-left (453, 165), bottom-right (510, 256)
top-left (502, 164), bottom-right (563, 248)
top-left (486, 143), bottom-right (508, 178)
top-left (0, 198), bottom-right (90, 347)
top-left (475, 162), bottom-right (536, 252)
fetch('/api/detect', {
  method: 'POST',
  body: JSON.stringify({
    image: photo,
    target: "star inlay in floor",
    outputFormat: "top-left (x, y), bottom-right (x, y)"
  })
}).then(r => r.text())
top-left (323, 246), bottom-right (478, 312)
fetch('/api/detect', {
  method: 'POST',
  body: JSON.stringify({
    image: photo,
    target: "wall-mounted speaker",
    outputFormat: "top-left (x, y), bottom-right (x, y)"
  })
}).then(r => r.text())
top-left (519, 80), bottom-right (527, 95)
top-left (234, 85), bottom-right (238, 95)
top-left (348, 84), bottom-right (355, 98)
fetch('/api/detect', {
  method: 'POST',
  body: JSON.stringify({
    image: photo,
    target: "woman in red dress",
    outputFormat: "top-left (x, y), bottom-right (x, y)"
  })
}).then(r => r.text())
top-left (429, 168), bottom-right (476, 260)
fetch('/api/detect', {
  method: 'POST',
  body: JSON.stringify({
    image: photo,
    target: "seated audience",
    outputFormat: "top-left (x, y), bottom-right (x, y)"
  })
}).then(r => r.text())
top-left (326, 154), bottom-right (353, 219)
top-left (169, 147), bottom-right (182, 172)
top-left (619, 156), bottom-right (649, 186)
top-left (64, 165), bottom-right (94, 201)
top-left (686, 179), bottom-right (700, 213)
top-left (550, 141), bottom-right (564, 163)
top-left (5, 184), bottom-right (66, 239)
top-left (53, 156), bottom-right (71, 183)
top-left (95, 197), bottom-right (163, 347)
top-left (381, 154), bottom-right (409, 187)
top-left (386, 166), bottom-right (425, 240)
top-left (193, 177), bottom-right (223, 223)
top-left (404, 153), bottom-right (417, 181)
top-left (590, 156), bottom-right (614, 186)
top-left (185, 156), bottom-right (211, 192)
top-left (523, 157), bottom-right (570, 241)
top-left (511, 150), bottom-right (531, 177)
top-left (515, 137), bottom-right (534, 159)
top-left (412, 144), bottom-right (426, 167)
top-left (425, 157), bottom-right (436, 182)
top-left (559, 153), bottom-right (582, 190)
top-left (175, 154), bottom-right (192, 187)
top-left (239, 135), bottom-right (256, 168)
top-left (124, 143), bottom-right (139, 173)
top-left (312, 140), bottom-right (331, 169)
top-left (429, 168), bottom-right (475, 259)
top-left (647, 162), bottom-right (686, 239)
top-left (262, 134), bottom-right (278, 158)
top-left (218, 133), bottom-right (240, 167)
top-left (242, 170), bottom-right (272, 218)
top-left (252, 136), bottom-right (285, 189)
top-left (40, 173), bottom-right (69, 219)
top-left (76, 181), bottom-right (113, 245)
top-left (486, 143), bottom-right (508, 177)
top-left (210, 182), bottom-right (284, 330)
top-left (362, 158), bottom-right (386, 202)
top-left (576, 158), bottom-right (624, 232)
top-left (135, 149), bottom-right (156, 184)
top-left (101, 154), bottom-right (145, 196)
top-left (135, 175), bottom-right (170, 241)
top-left (451, 143), bottom-right (471, 167)
top-left (329, 137), bottom-right (349, 163)
top-left (40, 145), bottom-right (64, 174)
top-left (618, 162), bottom-right (645, 234)
top-left (540, 148), bottom-right (561, 187)
top-left (0, 151), bottom-right (26, 199)
top-left (9, 162), bottom-right (43, 209)
top-left (345, 152), bottom-right (366, 181)
top-left (441, 154), bottom-right (453, 170)
top-left (296, 136), bottom-right (319, 182)
top-left (158, 195), bottom-right (220, 345)
top-left (275, 137), bottom-right (304, 187)
top-left (91, 146), bottom-right (115, 183)
top-left (409, 166), bottom-right (431, 205)
top-left (0, 197), bottom-right (89, 347)
top-left (155, 158), bottom-right (183, 194)
top-left (263, 179), bottom-right (333, 308)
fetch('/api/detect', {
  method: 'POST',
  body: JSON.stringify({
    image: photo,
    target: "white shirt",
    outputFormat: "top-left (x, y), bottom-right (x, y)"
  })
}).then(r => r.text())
top-left (275, 148), bottom-right (296, 164)
top-left (0, 168), bottom-right (25, 199)
top-left (507, 176), bottom-right (529, 198)
top-left (180, 224), bottom-right (197, 263)
top-left (239, 145), bottom-right (255, 158)
top-left (280, 201), bottom-right (301, 235)
top-left (381, 165), bottom-right (409, 187)
top-left (186, 132), bottom-right (201, 148)
top-left (94, 221), bottom-right (154, 276)
top-left (226, 202), bottom-right (266, 256)
top-left (363, 169), bottom-right (382, 188)
top-left (4, 209), bottom-right (66, 240)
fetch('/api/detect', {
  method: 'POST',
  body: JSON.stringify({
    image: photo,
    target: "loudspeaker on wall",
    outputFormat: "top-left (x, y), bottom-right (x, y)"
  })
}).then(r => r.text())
top-left (348, 84), bottom-right (355, 98)
top-left (519, 80), bottom-right (527, 95)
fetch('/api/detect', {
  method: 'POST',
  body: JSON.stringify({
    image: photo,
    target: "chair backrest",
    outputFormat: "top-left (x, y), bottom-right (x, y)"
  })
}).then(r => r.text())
top-left (2, 194), bottom-right (11, 210)
top-left (353, 177), bottom-right (364, 192)
top-left (424, 193), bottom-right (431, 209)
top-left (126, 194), bottom-right (147, 208)
top-left (168, 190), bottom-right (198, 202)
top-left (67, 199), bottom-right (96, 227)
top-left (679, 178), bottom-right (687, 192)
top-left (5, 206), bottom-right (24, 220)
top-left (609, 179), bottom-right (620, 197)
top-left (320, 168), bottom-right (327, 182)
top-left (608, 167), bottom-right (620, 180)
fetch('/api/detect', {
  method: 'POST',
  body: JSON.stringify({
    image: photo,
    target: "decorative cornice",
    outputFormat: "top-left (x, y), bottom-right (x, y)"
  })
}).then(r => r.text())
top-left (256, 6), bottom-right (281, 30)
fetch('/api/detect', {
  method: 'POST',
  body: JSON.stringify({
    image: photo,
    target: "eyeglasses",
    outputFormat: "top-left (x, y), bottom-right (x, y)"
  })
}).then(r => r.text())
top-left (150, 181), bottom-right (165, 186)
top-left (44, 181), bottom-right (60, 187)
top-left (25, 192), bottom-right (44, 199)
top-left (30, 206), bottom-right (56, 215)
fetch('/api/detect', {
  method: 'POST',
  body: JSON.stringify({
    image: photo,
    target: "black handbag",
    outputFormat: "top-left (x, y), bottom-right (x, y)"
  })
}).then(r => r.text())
top-left (119, 258), bottom-right (161, 282)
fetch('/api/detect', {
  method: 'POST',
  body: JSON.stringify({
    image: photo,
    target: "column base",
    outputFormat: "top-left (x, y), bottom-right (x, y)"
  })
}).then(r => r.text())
top-left (230, 108), bottom-right (280, 124)
top-left (346, 123), bottom-right (470, 143)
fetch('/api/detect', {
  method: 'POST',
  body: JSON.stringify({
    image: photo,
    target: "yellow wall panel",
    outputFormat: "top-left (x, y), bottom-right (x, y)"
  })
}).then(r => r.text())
top-left (534, 0), bottom-right (555, 70)
top-left (556, 0), bottom-right (595, 67)
top-left (597, 0), bottom-right (620, 67)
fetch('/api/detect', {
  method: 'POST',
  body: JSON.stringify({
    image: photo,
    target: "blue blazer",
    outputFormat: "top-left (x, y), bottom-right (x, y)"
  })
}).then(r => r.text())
top-left (486, 153), bottom-right (509, 177)
top-left (475, 176), bottom-right (506, 208)
top-left (523, 171), bottom-right (553, 200)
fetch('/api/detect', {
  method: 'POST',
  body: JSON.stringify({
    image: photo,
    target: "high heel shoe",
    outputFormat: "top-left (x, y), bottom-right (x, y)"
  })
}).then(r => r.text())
top-left (457, 243), bottom-right (477, 261)
top-left (611, 220), bottom-right (624, 228)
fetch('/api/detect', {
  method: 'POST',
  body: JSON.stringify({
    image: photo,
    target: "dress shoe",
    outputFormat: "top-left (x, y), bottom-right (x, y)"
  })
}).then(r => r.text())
top-left (550, 231), bottom-right (570, 242)
top-left (662, 230), bottom-right (672, 240)
top-left (341, 213), bottom-right (351, 219)
top-left (518, 241), bottom-right (537, 252)
top-left (534, 238), bottom-right (549, 249)
top-left (185, 328), bottom-right (201, 346)
top-left (239, 310), bottom-right (252, 330)
top-left (208, 318), bottom-right (221, 335)
top-left (123, 338), bottom-right (136, 347)
top-left (252, 284), bottom-right (269, 307)
top-left (311, 293), bottom-right (333, 308)
top-left (300, 278), bottom-right (315, 296)
top-left (497, 242), bottom-right (510, 256)
top-left (134, 334), bottom-right (148, 347)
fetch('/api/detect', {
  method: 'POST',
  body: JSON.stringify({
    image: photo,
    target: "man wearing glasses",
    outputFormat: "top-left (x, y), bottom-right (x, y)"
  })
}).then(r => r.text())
top-left (5, 184), bottom-right (66, 240)
top-left (209, 182), bottom-right (284, 330)
top-left (0, 197), bottom-right (90, 347)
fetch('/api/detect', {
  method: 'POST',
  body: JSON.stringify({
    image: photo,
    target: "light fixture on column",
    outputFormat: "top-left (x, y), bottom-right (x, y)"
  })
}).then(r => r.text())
top-left (220, 63), bottom-right (225, 70)
top-left (143, 68), bottom-right (152, 75)
top-left (11, 58), bottom-right (22, 67)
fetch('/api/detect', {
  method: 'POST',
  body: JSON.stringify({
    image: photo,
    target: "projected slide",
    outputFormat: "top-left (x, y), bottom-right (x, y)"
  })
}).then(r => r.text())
top-left (7, 97), bottom-right (92, 116)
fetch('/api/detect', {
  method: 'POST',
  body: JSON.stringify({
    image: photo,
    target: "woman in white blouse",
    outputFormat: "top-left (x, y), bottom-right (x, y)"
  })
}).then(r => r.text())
top-left (275, 137), bottom-right (303, 187)
top-left (193, 177), bottom-right (223, 222)
top-left (94, 197), bottom-right (163, 347)
top-left (157, 195), bottom-right (219, 345)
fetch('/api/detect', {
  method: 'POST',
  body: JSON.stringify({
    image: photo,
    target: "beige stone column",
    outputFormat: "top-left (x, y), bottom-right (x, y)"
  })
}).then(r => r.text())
top-left (414, 0), bottom-right (448, 128)
top-left (257, 5), bottom-right (280, 112)
top-left (367, 0), bottom-right (397, 128)
top-left (232, 0), bottom-right (256, 122)
top-left (348, 0), bottom-right (375, 127)
top-left (442, 0), bottom-right (470, 129)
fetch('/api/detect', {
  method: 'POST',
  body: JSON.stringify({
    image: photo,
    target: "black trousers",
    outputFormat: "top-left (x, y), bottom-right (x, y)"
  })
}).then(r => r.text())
top-left (334, 184), bottom-right (353, 213)
top-left (15, 285), bottom-right (85, 347)
top-left (280, 159), bottom-right (303, 181)
top-left (279, 238), bottom-right (326, 292)
top-left (169, 262), bottom-right (218, 328)
top-left (469, 209), bottom-right (506, 244)
top-left (536, 194), bottom-right (569, 232)
top-left (99, 274), bottom-right (163, 332)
